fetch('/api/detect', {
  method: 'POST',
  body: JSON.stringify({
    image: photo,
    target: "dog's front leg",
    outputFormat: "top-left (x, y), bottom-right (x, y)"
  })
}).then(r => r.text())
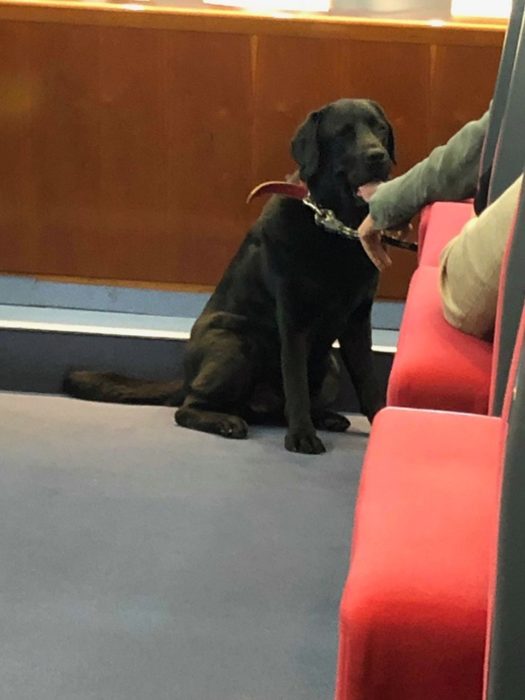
top-left (276, 294), bottom-right (326, 455)
top-left (339, 301), bottom-right (385, 423)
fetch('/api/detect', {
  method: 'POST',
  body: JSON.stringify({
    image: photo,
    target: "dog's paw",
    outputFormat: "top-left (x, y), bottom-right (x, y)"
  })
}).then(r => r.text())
top-left (216, 416), bottom-right (249, 439)
top-left (285, 429), bottom-right (326, 455)
top-left (314, 411), bottom-right (350, 432)
top-left (175, 407), bottom-right (249, 440)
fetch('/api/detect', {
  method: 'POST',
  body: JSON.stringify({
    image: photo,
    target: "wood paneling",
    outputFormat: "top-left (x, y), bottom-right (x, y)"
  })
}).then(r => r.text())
top-left (430, 43), bottom-right (502, 146)
top-left (252, 35), bottom-right (343, 182)
top-left (96, 27), bottom-right (170, 279)
top-left (0, 6), bottom-right (504, 297)
top-left (163, 31), bottom-right (253, 283)
top-left (0, 23), bottom-right (254, 283)
top-left (0, 23), bottom-right (36, 266)
top-left (29, 23), bottom-right (101, 273)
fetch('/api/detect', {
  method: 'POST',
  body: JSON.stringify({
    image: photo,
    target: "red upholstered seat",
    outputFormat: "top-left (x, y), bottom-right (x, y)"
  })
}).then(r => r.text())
top-left (418, 200), bottom-right (473, 256)
top-left (417, 202), bottom-right (433, 253)
top-left (418, 201), bottom-right (475, 266)
top-left (336, 407), bottom-right (503, 700)
top-left (387, 265), bottom-right (492, 413)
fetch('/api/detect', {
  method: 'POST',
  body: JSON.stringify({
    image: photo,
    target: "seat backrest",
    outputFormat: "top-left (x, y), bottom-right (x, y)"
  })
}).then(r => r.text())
top-left (489, 169), bottom-right (525, 415)
top-left (476, 0), bottom-right (525, 213)
top-left (484, 303), bottom-right (525, 700)
top-left (487, 11), bottom-right (525, 205)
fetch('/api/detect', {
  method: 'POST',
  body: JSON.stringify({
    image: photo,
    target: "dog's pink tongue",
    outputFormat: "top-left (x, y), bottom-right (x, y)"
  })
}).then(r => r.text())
top-left (357, 181), bottom-right (382, 202)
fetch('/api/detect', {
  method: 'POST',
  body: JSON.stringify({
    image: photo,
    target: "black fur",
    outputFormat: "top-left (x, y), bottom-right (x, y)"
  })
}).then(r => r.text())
top-left (64, 98), bottom-right (395, 454)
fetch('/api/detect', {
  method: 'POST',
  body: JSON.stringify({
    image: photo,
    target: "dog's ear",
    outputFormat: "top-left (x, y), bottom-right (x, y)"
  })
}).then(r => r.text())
top-left (291, 109), bottom-right (322, 181)
top-left (368, 100), bottom-right (396, 164)
top-left (385, 122), bottom-right (396, 165)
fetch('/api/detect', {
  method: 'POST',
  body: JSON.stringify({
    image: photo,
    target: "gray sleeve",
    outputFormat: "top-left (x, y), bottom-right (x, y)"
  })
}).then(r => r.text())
top-left (369, 109), bottom-right (490, 229)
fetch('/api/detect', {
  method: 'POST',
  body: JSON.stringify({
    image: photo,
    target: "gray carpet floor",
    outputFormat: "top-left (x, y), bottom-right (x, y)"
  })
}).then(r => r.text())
top-left (1, 392), bottom-right (368, 700)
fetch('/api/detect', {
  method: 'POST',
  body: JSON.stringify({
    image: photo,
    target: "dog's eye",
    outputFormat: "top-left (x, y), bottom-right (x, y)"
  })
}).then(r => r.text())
top-left (365, 117), bottom-right (383, 130)
top-left (339, 125), bottom-right (355, 139)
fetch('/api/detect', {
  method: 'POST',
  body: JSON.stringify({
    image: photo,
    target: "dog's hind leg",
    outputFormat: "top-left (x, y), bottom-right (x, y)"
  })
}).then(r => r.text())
top-left (175, 332), bottom-right (255, 440)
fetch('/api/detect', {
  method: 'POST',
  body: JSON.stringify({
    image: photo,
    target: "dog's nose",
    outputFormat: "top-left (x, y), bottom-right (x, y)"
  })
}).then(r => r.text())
top-left (365, 149), bottom-right (388, 164)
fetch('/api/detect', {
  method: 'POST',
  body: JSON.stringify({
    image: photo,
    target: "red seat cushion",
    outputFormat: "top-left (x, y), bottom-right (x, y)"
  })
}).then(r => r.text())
top-left (336, 407), bottom-right (503, 700)
top-left (387, 265), bottom-right (492, 413)
top-left (418, 201), bottom-right (471, 255)
top-left (418, 201), bottom-right (475, 267)
top-left (417, 203), bottom-right (433, 253)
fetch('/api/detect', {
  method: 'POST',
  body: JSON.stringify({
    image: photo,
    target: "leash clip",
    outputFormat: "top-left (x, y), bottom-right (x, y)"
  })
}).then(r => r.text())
top-left (303, 195), bottom-right (418, 252)
top-left (314, 210), bottom-right (343, 234)
top-left (303, 196), bottom-right (360, 241)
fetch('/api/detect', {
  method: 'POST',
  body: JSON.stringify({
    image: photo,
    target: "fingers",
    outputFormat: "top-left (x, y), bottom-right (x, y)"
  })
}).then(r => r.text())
top-left (363, 233), bottom-right (392, 271)
top-left (357, 214), bottom-right (392, 271)
top-left (387, 229), bottom-right (404, 240)
top-left (386, 223), bottom-right (414, 240)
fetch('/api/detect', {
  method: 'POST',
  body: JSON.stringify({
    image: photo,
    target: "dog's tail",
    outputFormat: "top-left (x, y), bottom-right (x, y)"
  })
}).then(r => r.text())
top-left (63, 370), bottom-right (186, 406)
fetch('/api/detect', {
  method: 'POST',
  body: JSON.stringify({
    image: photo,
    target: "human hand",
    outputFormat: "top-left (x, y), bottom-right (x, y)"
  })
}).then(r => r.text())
top-left (357, 182), bottom-right (413, 270)
top-left (357, 214), bottom-right (392, 271)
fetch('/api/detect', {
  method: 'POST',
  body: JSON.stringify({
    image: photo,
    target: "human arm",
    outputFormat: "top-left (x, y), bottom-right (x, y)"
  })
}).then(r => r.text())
top-left (369, 109), bottom-right (490, 230)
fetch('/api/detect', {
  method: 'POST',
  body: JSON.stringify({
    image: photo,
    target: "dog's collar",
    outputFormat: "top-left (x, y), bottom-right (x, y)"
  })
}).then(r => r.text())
top-left (246, 180), bottom-right (360, 243)
top-left (246, 179), bottom-right (418, 252)
top-left (246, 180), bottom-right (308, 203)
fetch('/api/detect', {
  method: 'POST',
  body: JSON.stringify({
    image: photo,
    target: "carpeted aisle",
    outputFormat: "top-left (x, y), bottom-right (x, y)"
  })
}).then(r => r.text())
top-left (1, 392), bottom-right (368, 700)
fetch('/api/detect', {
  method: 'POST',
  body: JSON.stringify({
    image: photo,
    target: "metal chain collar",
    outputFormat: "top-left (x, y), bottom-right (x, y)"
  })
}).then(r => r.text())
top-left (302, 196), bottom-right (361, 241)
top-left (302, 195), bottom-right (418, 252)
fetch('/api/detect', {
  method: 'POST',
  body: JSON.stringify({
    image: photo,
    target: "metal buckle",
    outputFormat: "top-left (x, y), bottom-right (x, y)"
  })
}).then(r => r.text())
top-left (302, 195), bottom-right (418, 252)
top-left (302, 197), bottom-right (360, 240)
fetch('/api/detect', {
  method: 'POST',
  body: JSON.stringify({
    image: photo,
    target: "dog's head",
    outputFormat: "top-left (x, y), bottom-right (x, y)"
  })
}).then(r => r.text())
top-left (291, 99), bottom-right (395, 217)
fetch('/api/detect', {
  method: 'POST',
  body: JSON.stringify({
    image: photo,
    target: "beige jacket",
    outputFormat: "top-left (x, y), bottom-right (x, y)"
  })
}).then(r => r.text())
top-left (439, 175), bottom-right (523, 340)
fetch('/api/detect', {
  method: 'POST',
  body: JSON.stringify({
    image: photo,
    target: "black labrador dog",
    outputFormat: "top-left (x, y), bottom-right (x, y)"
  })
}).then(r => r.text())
top-left (64, 98), bottom-right (395, 454)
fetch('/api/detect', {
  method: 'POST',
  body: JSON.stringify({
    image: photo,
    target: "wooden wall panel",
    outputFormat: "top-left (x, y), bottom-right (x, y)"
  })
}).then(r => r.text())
top-left (252, 35), bottom-right (343, 184)
top-left (0, 23), bottom-right (37, 266)
top-left (163, 31), bottom-right (253, 284)
top-left (0, 10), bottom-right (504, 298)
top-left (25, 23), bottom-right (101, 274)
top-left (94, 27), bottom-right (171, 280)
top-left (429, 44), bottom-right (501, 147)
top-left (0, 24), bottom-right (253, 284)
